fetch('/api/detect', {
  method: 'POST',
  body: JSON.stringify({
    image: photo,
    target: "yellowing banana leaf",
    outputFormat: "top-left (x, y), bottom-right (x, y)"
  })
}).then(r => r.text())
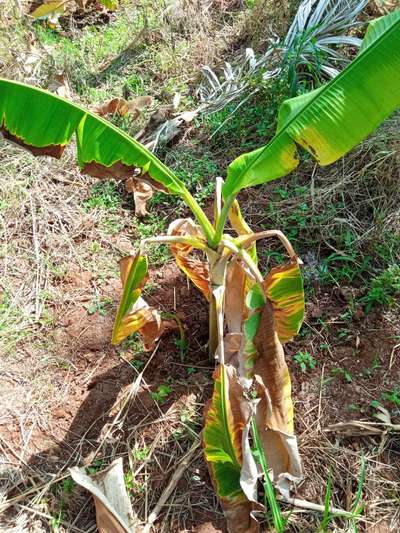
top-left (203, 364), bottom-right (259, 533)
top-left (168, 218), bottom-right (211, 300)
top-left (0, 79), bottom-right (186, 196)
top-left (112, 253), bottom-right (162, 348)
top-left (223, 11), bottom-right (400, 198)
top-left (264, 260), bottom-right (304, 344)
top-left (31, 1), bottom-right (66, 19)
top-left (228, 200), bottom-right (257, 264)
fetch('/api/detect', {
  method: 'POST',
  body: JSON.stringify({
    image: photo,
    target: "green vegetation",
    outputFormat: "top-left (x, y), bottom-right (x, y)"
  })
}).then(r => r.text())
top-left (383, 388), bottom-right (400, 407)
top-left (294, 351), bottom-right (316, 373)
top-left (361, 265), bottom-right (400, 313)
top-left (150, 384), bottom-right (172, 405)
top-left (1, 3), bottom-right (400, 533)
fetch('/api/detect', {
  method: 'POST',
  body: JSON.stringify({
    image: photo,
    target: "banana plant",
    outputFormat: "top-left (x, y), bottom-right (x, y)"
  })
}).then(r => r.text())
top-left (0, 10), bottom-right (399, 532)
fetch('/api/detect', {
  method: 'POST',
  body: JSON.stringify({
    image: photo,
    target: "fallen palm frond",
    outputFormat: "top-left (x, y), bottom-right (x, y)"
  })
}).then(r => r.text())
top-left (140, 0), bottom-right (369, 152)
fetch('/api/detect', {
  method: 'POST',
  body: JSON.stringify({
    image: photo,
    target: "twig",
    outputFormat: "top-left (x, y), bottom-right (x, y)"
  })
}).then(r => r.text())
top-left (142, 439), bottom-right (201, 532)
top-left (29, 194), bottom-right (42, 320)
top-left (277, 495), bottom-right (356, 518)
top-left (317, 363), bottom-right (325, 432)
top-left (389, 343), bottom-right (400, 371)
top-left (91, 341), bottom-right (161, 460)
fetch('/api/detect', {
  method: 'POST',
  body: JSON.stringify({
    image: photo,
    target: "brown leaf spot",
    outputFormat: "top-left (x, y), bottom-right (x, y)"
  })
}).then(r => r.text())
top-left (82, 160), bottom-right (138, 180)
top-left (1, 126), bottom-right (65, 158)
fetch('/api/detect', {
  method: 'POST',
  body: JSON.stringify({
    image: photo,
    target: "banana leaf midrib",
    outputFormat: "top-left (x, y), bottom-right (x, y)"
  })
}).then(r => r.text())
top-left (225, 15), bottom-right (400, 195)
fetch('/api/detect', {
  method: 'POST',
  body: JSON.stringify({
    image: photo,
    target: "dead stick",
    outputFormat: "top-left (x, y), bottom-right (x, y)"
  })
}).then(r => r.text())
top-left (142, 440), bottom-right (201, 531)
top-left (277, 495), bottom-right (357, 519)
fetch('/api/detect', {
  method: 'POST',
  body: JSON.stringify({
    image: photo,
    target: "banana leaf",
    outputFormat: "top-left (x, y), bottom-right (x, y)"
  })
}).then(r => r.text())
top-left (0, 79), bottom-right (185, 195)
top-left (223, 10), bottom-right (400, 198)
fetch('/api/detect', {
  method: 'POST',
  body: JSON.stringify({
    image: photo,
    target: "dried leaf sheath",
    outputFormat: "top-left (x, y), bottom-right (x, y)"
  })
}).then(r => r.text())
top-left (252, 301), bottom-right (302, 495)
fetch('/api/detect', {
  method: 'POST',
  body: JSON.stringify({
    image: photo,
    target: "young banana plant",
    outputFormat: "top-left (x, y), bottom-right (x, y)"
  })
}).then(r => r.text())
top-left (0, 10), bottom-right (399, 532)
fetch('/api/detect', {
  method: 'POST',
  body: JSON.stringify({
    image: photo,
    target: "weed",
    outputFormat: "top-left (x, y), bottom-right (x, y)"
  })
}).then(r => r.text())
top-left (90, 241), bottom-right (102, 254)
top-left (86, 459), bottom-right (104, 475)
top-left (49, 510), bottom-right (63, 531)
top-left (349, 455), bottom-right (366, 531)
top-left (320, 470), bottom-right (332, 532)
top-left (162, 147), bottom-right (219, 206)
top-left (119, 333), bottom-right (144, 352)
top-left (129, 358), bottom-right (145, 371)
top-left (347, 403), bottom-right (360, 413)
top-left (150, 384), bottom-right (172, 405)
top-left (330, 367), bottom-right (352, 384)
top-left (173, 409), bottom-right (200, 442)
top-left (186, 366), bottom-right (196, 375)
top-left (124, 470), bottom-right (145, 494)
top-left (173, 335), bottom-right (189, 360)
top-left (382, 388), bottom-right (400, 407)
top-left (360, 265), bottom-right (400, 313)
top-left (360, 356), bottom-right (381, 379)
top-left (251, 418), bottom-right (285, 532)
top-left (101, 214), bottom-right (124, 235)
top-left (294, 351), bottom-right (316, 373)
top-left (62, 477), bottom-right (75, 494)
top-left (136, 213), bottom-right (167, 242)
top-left (84, 182), bottom-right (122, 211)
top-left (0, 289), bottom-right (31, 352)
top-left (132, 445), bottom-right (150, 462)
top-left (203, 77), bottom-right (290, 156)
top-left (85, 297), bottom-right (113, 316)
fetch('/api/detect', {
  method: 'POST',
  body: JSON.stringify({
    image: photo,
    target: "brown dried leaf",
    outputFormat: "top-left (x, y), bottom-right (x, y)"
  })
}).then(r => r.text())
top-left (95, 96), bottom-right (152, 118)
top-left (125, 177), bottom-right (153, 217)
top-left (253, 300), bottom-right (302, 494)
top-left (225, 258), bottom-right (246, 333)
top-left (94, 98), bottom-right (129, 117)
top-left (168, 219), bottom-right (210, 300)
top-left (128, 95), bottom-right (153, 111)
top-left (0, 126), bottom-right (65, 158)
top-left (254, 300), bottom-right (292, 433)
top-left (48, 72), bottom-right (71, 99)
top-left (70, 458), bottom-right (138, 532)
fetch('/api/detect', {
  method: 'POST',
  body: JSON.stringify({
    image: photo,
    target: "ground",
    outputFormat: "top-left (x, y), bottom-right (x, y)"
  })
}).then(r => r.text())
top-left (0, 1), bottom-right (400, 532)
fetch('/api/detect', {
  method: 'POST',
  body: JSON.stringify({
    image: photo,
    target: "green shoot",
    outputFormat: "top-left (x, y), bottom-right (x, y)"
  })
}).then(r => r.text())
top-left (251, 418), bottom-right (285, 532)
top-left (320, 470), bottom-right (332, 532)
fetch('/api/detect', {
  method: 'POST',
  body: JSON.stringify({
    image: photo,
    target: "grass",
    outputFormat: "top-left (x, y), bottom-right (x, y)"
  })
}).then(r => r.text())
top-left (360, 264), bottom-right (400, 313)
top-left (84, 181), bottom-right (123, 211)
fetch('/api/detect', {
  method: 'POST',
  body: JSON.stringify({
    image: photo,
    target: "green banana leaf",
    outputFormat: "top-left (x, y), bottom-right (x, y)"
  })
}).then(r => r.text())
top-left (112, 253), bottom-right (148, 345)
top-left (223, 10), bottom-right (400, 199)
top-left (203, 364), bottom-right (258, 532)
top-left (0, 79), bottom-right (185, 195)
